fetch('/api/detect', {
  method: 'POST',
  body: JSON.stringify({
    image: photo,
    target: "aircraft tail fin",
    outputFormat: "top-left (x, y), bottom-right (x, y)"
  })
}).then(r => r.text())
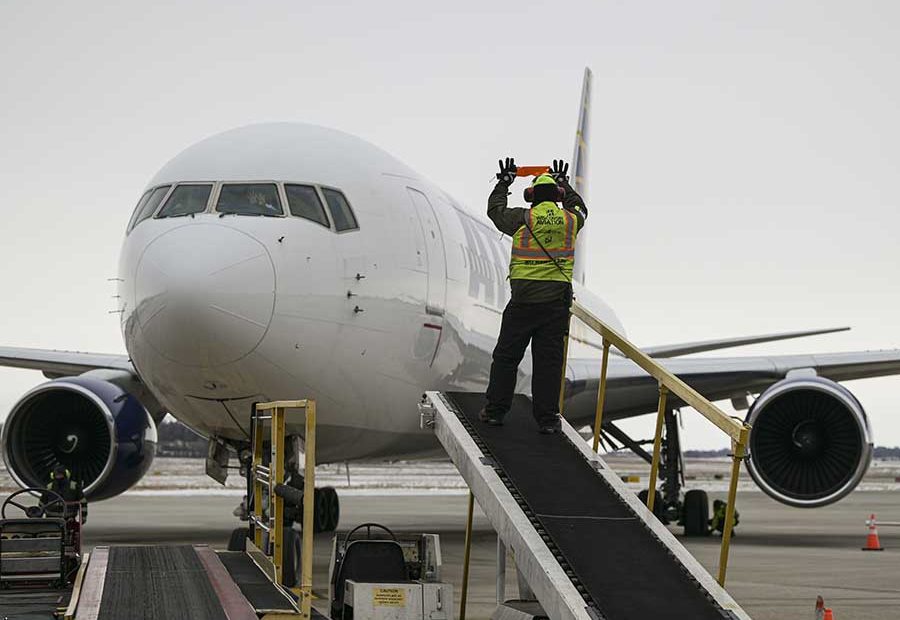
top-left (571, 67), bottom-right (592, 286)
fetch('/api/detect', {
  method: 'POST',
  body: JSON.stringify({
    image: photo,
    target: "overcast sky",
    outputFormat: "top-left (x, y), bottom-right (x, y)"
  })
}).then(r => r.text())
top-left (1, 1), bottom-right (898, 449)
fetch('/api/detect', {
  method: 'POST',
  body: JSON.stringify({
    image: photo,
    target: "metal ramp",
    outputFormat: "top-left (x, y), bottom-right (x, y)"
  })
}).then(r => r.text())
top-left (421, 391), bottom-right (751, 620)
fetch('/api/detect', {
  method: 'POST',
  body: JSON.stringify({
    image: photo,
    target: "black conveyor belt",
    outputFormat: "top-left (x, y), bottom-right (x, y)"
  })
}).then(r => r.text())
top-left (218, 551), bottom-right (297, 613)
top-left (445, 392), bottom-right (732, 620)
top-left (98, 546), bottom-right (226, 620)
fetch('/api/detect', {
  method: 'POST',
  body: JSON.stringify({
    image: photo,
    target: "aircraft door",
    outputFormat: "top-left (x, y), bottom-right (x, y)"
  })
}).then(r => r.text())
top-left (406, 188), bottom-right (447, 316)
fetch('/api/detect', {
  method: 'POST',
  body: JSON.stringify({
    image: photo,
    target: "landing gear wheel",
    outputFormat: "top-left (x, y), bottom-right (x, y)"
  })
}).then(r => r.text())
top-left (322, 487), bottom-right (340, 532)
top-left (638, 489), bottom-right (665, 521)
top-left (281, 527), bottom-right (301, 588)
top-left (313, 488), bottom-right (330, 533)
top-left (227, 526), bottom-right (249, 551)
top-left (682, 489), bottom-right (710, 537)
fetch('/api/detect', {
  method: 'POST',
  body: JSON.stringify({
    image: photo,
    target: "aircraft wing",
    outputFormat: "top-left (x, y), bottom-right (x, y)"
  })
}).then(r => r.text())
top-left (642, 327), bottom-right (850, 358)
top-left (564, 348), bottom-right (900, 424)
top-left (0, 346), bottom-right (135, 379)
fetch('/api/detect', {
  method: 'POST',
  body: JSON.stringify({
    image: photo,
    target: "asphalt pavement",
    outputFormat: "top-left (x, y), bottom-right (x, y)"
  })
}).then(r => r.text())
top-left (78, 489), bottom-right (900, 620)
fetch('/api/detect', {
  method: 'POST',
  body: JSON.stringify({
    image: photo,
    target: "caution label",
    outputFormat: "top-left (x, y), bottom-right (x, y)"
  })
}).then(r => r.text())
top-left (373, 587), bottom-right (406, 607)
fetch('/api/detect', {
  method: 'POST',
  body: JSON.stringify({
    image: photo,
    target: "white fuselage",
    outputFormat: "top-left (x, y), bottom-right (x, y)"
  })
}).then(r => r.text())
top-left (117, 124), bottom-right (622, 462)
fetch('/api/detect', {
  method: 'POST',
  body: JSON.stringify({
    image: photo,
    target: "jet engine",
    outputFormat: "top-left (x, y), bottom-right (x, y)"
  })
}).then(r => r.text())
top-left (2, 376), bottom-right (157, 501)
top-left (745, 376), bottom-right (872, 508)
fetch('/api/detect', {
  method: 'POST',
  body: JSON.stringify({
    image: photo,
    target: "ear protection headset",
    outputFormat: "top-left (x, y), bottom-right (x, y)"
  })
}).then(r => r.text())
top-left (523, 174), bottom-right (565, 203)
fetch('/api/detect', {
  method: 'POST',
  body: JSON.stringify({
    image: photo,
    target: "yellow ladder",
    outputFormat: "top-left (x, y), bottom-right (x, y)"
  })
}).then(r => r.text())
top-left (249, 400), bottom-right (317, 619)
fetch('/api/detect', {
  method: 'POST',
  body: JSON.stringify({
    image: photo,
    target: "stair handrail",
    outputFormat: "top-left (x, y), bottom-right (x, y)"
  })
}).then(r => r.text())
top-left (567, 300), bottom-right (751, 586)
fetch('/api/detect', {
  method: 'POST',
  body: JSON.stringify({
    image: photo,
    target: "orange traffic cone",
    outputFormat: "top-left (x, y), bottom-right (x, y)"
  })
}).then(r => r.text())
top-left (823, 609), bottom-right (834, 620)
top-left (862, 514), bottom-right (884, 551)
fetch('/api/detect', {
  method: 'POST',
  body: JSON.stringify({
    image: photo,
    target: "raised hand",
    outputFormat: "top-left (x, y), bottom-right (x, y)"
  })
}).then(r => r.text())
top-left (496, 157), bottom-right (518, 184)
top-left (550, 159), bottom-right (569, 183)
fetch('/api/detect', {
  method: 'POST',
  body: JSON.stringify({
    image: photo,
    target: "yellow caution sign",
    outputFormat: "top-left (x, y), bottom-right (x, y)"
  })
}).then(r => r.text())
top-left (373, 587), bottom-right (406, 607)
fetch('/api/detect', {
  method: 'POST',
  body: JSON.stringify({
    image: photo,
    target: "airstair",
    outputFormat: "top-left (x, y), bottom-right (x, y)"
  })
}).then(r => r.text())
top-left (420, 391), bottom-right (750, 620)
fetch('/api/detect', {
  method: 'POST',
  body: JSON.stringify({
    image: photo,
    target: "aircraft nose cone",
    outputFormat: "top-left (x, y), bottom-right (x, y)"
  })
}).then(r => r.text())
top-left (135, 224), bottom-right (275, 367)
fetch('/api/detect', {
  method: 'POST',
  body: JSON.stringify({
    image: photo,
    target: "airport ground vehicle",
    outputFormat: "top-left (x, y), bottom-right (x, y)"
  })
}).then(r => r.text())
top-left (0, 487), bottom-right (84, 618)
top-left (328, 524), bottom-right (452, 620)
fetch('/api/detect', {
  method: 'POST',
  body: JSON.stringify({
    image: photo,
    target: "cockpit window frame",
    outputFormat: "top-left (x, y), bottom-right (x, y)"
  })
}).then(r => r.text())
top-left (318, 186), bottom-right (360, 233)
top-left (155, 182), bottom-right (216, 219)
top-left (213, 181), bottom-right (286, 218)
top-left (126, 189), bottom-right (153, 233)
top-left (127, 184), bottom-right (175, 234)
top-left (137, 180), bottom-right (359, 232)
top-left (284, 183), bottom-right (332, 229)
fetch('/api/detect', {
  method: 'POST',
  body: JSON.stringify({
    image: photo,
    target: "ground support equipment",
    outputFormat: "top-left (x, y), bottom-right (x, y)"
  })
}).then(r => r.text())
top-left (6, 400), bottom-right (321, 620)
top-left (421, 391), bottom-right (751, 620)
top-left (327, 527), bottom-right (453, 619)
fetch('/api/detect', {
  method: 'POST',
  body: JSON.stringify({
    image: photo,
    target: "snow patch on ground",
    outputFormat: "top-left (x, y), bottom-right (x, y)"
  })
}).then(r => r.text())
top-left (2, 454), bottom-right (897, 496)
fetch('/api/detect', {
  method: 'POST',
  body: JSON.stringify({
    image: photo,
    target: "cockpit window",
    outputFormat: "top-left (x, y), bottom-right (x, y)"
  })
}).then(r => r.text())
top-left (127, 185), bottom-right (171, 233)
top-left (127, 190), bottom-right (152, 231)
top-left (285, 184), bottom-right (329, 227)
top-left (216, 183), bottom-right (283, 217)
top-left (321, 188), bottom-right (358, 232)
top-left (157, 184), bottom-right (212, 218)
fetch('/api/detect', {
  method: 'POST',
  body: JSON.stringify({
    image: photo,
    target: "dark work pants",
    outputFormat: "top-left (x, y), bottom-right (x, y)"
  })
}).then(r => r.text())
top-left (485, 299), bottom-right (570, 426)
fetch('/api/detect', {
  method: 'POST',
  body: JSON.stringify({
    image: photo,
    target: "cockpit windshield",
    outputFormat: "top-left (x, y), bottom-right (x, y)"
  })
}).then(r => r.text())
top-left (127, 185), bottom-right (171, 233)
top-left (285, 184), bottom-right (329, 227)
top-left (217, 183), bottom-right (283, 217)
top-left (157, 184), bottom-right (212, 218)
top-left (322, 188), bottom-right (359, 232)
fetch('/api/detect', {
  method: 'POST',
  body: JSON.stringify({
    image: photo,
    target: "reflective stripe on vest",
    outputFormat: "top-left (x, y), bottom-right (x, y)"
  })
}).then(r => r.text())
top-left (509, 202), bottom-right (577, 282)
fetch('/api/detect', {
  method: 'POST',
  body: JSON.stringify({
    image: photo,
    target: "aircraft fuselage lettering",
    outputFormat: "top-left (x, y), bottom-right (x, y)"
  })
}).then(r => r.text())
top-left (455, 211), bottom-right (509, 309)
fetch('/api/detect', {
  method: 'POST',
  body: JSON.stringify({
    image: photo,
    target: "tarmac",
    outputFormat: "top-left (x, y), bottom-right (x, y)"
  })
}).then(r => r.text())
top-left (79, 488), bottom-right (900, 620)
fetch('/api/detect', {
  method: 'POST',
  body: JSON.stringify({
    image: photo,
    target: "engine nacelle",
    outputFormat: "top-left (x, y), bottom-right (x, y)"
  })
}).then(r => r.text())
top-left (2, 376), bottom-right (157, 501)
top-left (746, 376), bottom-right (872, 508)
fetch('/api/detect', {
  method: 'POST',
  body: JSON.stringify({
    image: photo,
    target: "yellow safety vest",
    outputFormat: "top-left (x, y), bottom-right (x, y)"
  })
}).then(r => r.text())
top-left (509, 201), bottom-right (577, 283)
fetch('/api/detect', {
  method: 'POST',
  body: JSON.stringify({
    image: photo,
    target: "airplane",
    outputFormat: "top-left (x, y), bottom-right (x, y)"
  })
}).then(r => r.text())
top-left (2, 67), bottom-right (899, 555)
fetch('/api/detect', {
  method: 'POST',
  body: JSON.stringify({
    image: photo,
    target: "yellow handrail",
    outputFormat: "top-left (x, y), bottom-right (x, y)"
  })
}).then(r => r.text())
top-left (590, 340), bottom-right (611, 452)
top-left (645, 385), bottom-right (668, 515)
top-left (459, 491), bottom-right (475, 620)
top-left (571, 303), bottom-right (747, 444)
top-left (567, 300), bottom-right (750, 586)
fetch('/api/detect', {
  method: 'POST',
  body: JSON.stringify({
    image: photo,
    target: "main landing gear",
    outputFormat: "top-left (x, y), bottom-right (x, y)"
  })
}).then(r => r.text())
top-left (598, 408), bottom-right (713, 537)
top-left (229, 483), bottom-right (340, 534)
top-left (280, 462), bottom-right (340, 533)
top-left (228, 472), bottom-right (341, 588)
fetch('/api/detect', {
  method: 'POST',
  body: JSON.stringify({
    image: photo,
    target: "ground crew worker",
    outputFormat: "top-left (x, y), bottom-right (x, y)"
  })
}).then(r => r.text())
top-left (480, 157), bottom-right (587, 434)
top-left (42, 465), bottom-right (87, 523)
top-left (708, 499), bottom-right (739, 535)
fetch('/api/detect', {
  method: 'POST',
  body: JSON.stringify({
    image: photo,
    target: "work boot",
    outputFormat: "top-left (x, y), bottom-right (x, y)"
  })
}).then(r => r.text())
top-left (538, 415), bottom-right (562, 435)
top-left (479, 407), bottom-right (504, 426)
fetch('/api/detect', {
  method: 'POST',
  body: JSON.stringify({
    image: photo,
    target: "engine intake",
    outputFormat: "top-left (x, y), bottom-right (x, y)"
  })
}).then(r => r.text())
top-left (746, 376), bottom-right (872, 508)
top-left (2, 376), bottom-right (157, 501)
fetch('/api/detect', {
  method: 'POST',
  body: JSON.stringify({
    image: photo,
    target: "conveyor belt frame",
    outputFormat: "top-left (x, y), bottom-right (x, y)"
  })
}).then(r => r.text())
top-left (423, 392), bottom-right (600, 620)
top-left (423, 390), bottom-right (751, 620)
